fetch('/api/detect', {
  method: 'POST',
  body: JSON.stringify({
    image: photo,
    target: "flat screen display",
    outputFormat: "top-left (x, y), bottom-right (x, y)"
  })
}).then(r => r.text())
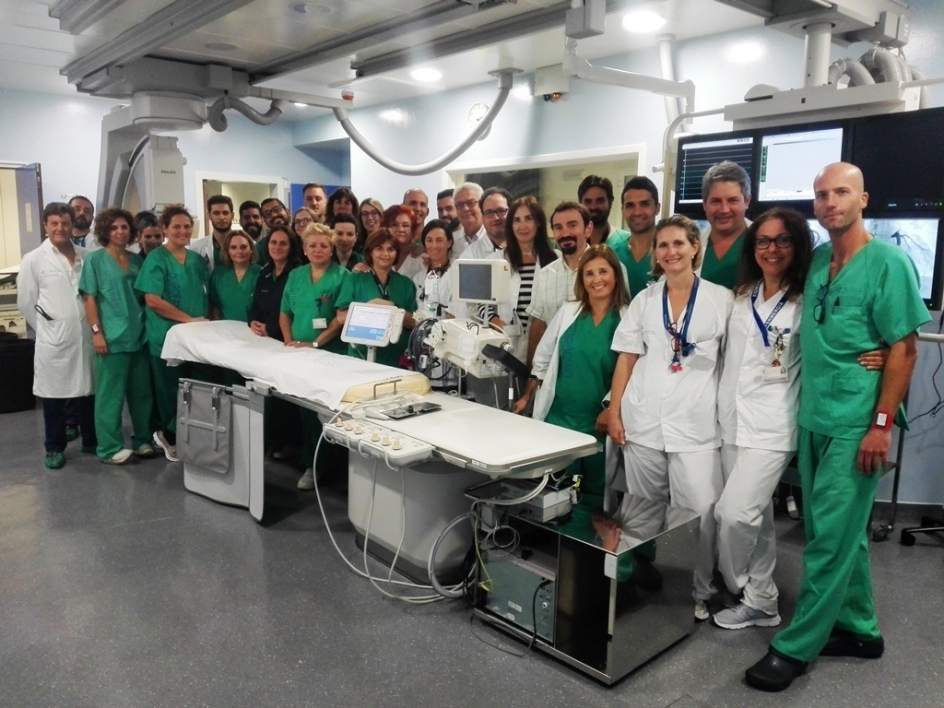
top-left (677, 136), bottom-right (754, 205)
top-left (758, 128), bottom-right (844, 202)
top-left (344, 304), bottom-right (394, 345)
top-left (458, 262), bottom-right (493, 301)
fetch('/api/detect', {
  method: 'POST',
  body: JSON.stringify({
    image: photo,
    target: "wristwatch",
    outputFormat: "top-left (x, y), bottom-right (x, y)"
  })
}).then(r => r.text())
top-left (90, 323), bottom-right (101, 335)
top-left (312, 341), bottom-right (319, 349)
top-left (872, 411), bottom-right (891, 430)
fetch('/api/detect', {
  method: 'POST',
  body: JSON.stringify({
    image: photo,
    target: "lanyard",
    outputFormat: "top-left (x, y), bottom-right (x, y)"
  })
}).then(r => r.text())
top-left (749, 282), bottom-right (789, 347)
top-left (371, 270), bottom-right (390, 299)
top-left (662, 276), bottom-right (699, 371)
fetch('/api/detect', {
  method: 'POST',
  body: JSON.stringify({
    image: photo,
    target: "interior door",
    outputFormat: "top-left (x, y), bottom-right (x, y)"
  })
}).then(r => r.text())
top-left (15, 163), bottom-right (43, 254)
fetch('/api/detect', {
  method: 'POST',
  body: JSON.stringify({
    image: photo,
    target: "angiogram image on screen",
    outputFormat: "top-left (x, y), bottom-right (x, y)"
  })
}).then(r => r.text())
top-left (677, 137), bottom-right (754, 204)
top-left (864, 218), bottom-right (939, 301)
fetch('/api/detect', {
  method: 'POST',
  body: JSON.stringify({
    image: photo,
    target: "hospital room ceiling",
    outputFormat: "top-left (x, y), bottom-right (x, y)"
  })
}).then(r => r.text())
top-left (2, 0), bottom-right (761, 118)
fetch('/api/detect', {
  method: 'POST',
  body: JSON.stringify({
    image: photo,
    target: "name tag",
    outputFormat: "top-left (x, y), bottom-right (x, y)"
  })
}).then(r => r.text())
top-left (762, 365), bottom-right (788, 383)
top-left (312, 317), bottom-right (327, 330)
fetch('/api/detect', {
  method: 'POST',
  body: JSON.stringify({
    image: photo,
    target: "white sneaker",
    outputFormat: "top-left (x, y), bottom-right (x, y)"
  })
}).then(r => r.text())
top-left (694, 599), bottom-right (710, 622)
top-left (101, 448), bottom-right (133, 465)
top-left (134, 443), bottom-right (157, 458)
top-left (152, 431), bottom-right (179, 463)
top-left (297, 468), bottom-right (315, 491)
top-left (712, 602), bottom-right (781, 630)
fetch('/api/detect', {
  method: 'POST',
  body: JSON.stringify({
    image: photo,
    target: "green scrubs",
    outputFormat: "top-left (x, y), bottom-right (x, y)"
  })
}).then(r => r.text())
top-left (335, 251), bottom-right (364, 271)
top-left (209, 264), bottom-right (260, 322)
top-left (700, 231), bottom-right (745, 290)
top-left (135, 246), bottom-right (209, 435)
top-left (545, 309), bottom-right (621, 503)
top-left (280, 263), bottom-right (349, 353)
top-left (79, 248), bottom-right (153, 458)
top-left (608, 229), bottom-right (652, 298)
top-left (336, 270), bottom-right (417, 367)
top-left (771, 239), bottom-right (930, 662)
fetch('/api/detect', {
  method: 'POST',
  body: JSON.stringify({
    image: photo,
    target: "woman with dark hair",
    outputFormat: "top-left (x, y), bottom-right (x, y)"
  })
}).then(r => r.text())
top-left (607, 214), bottom-right (734, 621)
top-left (209, 231), bottom-right (260, 322)
top-left (413, 219), bottom-right (455, 318)
top-left (330, 213), bottom-right (364, 270)
top-left (325, 187), bottom-right (359, 223)
top-left (484, 196), bottom-right (558, 364)
top-left (249, 226), bottom-right (302, 340)
top-left (291, 207), bottom-right (317, 238)
top-left (79, 208), bottom-right (154, 464)
top-left (335, 229), bottom-right (417, 368)
top-left (134, 205), bottom-right (209, 462)
top-left (712, 207), bottom-right (885, 631)
top-left (133, 210), bottom-right (163, 257)
top-left (515, 245), bottom-right (629, 507)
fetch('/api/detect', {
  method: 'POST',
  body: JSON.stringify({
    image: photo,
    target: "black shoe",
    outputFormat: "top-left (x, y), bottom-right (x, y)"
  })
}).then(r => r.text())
top-left (820, 630), bottom-right (884, 659)
top-left (745, 651), bottom-right (807, 692)
top-left (65, 425), bottom-right (79, 442)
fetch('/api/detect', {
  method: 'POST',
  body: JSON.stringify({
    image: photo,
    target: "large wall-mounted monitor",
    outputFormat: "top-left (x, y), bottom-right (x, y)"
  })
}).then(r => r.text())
top-left (676, 136), bottom-right (754, 207)
top-left (757, 127), bottom-right (844, 202)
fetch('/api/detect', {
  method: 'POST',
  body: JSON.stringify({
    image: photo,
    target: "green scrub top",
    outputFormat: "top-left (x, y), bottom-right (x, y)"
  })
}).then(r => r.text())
top-left (209, 264), bottom-right (260, 322)
top-left (609, 229), bottom-right (652, 298)
top-left (135, 246), bottom-right (209, 356)
top-left (336, 270), bottom-right (417, 367)
top-left (335, 250), bottom-right (364, 270)
top-left (798, 239), bottom-right (930, 439)
top-left (255, 235), bottom-right (269, 262)
top-left (700, 231), bottom-right (745, 290)
top-left (78, 248), bottom-right (146, 353)
top-left (545, 309), bottom-right (621, 435)
top-left (280, 262), bottom-right (349, 353)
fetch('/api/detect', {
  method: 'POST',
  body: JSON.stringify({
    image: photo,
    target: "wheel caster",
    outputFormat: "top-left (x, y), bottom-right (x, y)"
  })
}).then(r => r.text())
top-left (900, 530), bottom-right (916, 546)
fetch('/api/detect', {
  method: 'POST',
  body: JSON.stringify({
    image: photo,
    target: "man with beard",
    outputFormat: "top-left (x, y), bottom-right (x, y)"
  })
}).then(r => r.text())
top-left (436, 188), bottom-right (457, 221)
top-left (190, 195), bottom-right (236, 272)
top-left (526, 201), bottom-right (629, 364)
top-left (578, 175), bottom-right (615, 245)
top-left (239, 200), bottom-right (264, 242)
top-left (69, 195), bottom-right (97, 250)
top-left (451, 182), bottom-right (486, 256)
top-left (303, 183), bottom-right (327, 224)
top-left (255, 197), bottom-right (291, 260)
top-left (607, 176), bottom-right (660, 297)
top-left (467, 187), bottom-right (510, 258)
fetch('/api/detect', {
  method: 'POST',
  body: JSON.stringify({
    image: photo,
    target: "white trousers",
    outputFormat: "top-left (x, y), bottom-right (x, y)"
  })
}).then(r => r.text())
top-left (716, 444), bottom-right (793, 614)
top-left (621, 442), bottom-right (722, 601)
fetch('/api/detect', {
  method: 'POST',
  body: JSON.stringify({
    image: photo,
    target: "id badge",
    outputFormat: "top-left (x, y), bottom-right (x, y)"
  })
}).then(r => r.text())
top-left (312, 317), bottom-right (328, 330)
top-left (762, 365), bottom-right (788, 383)
top-left (503, 321), bottom-right (522, 337)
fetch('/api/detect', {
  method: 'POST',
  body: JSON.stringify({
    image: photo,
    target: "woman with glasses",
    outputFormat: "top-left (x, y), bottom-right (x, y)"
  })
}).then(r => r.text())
top-left (358, 198), bottom-right (384, 248)
top-left (291, 207), bottom-right (316, 239)
top-left (712, 207), bottom-right (886, 631)
top-left (607, 214), bottom-right (733, 622)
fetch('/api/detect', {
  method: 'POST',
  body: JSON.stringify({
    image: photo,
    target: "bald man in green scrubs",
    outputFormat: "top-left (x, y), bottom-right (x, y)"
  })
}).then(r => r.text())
top-left (746, 163), bottom-right (930, 692)
top-left (608, 176), bottom-right (660, 298)
top-left (699, 160), bottom-right (751, 289)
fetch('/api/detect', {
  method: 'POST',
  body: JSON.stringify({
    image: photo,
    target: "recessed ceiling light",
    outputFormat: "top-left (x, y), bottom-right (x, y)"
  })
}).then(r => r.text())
top-left (379, 108), bottom-right (407, 125)
top-left (205, 42), bottom-right (237, 51)
top-left (293, 102), bottom-right (308, 108)
top-left (410, 67), bottom-right (442, 83)
top-left (724, 39), bottom-right (766, 64)
top-left (622, 9), bottom-right (666, 33)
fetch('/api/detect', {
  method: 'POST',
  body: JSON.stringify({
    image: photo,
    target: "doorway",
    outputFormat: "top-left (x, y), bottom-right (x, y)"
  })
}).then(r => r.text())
top-left (195, 172), bottom-right (288, 236)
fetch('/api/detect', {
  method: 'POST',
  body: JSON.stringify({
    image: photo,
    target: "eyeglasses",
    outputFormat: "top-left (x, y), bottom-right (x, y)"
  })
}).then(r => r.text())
top-left (812, 283), bottom-right (829, 323)
top-left (756, 235), bottom-right (794, 250)
top-left (483, 208), bottom-right (509, 219)
top-left (456, 199), bottom-right (479, 212)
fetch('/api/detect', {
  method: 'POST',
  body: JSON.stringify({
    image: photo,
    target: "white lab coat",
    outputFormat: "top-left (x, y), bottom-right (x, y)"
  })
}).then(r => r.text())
top-left (717, 287), bottom-right (802, 452)
top-left (465, 234), bottom-right (502, 260)
top-left (413, 267), bottom-right (454, 317)
top-left (451, 225), bottom-right (485, 257)
top-left (189, 234), bottom-right (219, 272)
top-left (612, 279), bottom-right (733, 452)
top-left (16, 239), bottom-right (94, 398)
top-left (531, 301), bottom-right (630, 421)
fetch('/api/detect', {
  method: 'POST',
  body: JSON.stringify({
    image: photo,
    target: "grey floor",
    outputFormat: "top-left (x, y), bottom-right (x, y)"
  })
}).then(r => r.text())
top-left (2, 406), bottom-right (943, 708)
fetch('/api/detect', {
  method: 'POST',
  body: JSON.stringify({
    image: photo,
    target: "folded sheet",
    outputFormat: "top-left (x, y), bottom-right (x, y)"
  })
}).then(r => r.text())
top-left (162, 321), bottom-right (429, 409)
